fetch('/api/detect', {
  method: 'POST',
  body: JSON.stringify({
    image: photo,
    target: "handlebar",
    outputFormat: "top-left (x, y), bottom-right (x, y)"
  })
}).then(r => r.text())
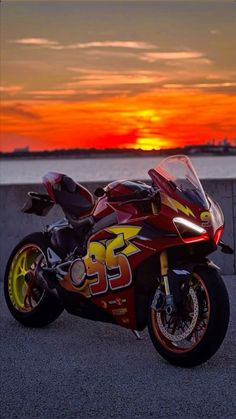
top-left (108, 188), bottom-right (160, 204)
top-left (94, 185), bottom-right (160, 205)
top-left (108, 190), bottom-right (148, 202)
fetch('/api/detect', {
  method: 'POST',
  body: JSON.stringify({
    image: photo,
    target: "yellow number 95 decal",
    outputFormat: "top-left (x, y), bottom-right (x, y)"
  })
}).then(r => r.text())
top-left (74, 226), bottom-right (141, 297)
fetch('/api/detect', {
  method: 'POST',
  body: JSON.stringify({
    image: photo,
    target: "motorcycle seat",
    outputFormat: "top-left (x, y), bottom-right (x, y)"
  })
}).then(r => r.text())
top-left (52, 175), bottom-right (95, 218)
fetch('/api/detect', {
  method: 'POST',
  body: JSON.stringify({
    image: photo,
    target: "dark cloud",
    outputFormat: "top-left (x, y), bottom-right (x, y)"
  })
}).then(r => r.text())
top-left (2, 104), bottom-right (41, 120)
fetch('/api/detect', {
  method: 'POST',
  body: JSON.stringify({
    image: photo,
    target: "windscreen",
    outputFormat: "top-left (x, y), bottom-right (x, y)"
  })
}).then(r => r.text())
top-left (154, 155), bottom-right (209, 210)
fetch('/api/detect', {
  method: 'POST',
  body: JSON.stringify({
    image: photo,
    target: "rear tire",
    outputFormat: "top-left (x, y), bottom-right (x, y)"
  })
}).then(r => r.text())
top-left (148, 266), bottom-right (230, 367)
top-left (4, 232), bottom-right (64, 327)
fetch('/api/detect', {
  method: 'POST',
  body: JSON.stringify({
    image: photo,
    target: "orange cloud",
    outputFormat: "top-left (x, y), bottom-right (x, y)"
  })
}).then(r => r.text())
top-left (66, 41), bottom-right (156, 49)
top-left (12, 38), bottom-right (59, 46)
top-left (67, 74), bottom-right (157, 87)
top-left (194, 82), bottom-right (236, 88)
top-left (140, 51), bottom-right (206, 63)
top-left (11, 38), bottom-right (156, 50)
top-left (0, 85), bottom-right (23, 95)
top-left (27, 89), bottom-right (77, 96)
top-left (1, 89), bottom-right (236, 152)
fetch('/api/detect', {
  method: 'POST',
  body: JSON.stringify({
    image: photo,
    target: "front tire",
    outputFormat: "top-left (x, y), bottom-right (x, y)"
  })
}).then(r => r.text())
top-left (148, 266), bottom-right (230, 367)
top-left (4, 232), bottom-right (64, 327)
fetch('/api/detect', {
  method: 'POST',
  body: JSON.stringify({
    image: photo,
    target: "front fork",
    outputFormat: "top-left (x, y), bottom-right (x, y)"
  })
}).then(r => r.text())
top-left (160, 251), bottom-right (169, 293)
top-left (160, 251), bottom-right (175, 314)
top-left (151, 250), bottom-right (175, 314)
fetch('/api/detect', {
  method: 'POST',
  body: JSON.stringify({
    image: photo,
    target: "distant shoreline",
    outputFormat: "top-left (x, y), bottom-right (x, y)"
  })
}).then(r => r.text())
top-left (1, 153), bottom-right (236, 160)
top-left (1, 146), bottom-right (236, 160)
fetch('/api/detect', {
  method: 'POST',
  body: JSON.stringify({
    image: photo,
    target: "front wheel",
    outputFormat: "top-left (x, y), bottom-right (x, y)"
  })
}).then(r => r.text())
top-left (4, 232), bottom-right (64, 327)
top-left (148, 266), bottom-right (230, 367)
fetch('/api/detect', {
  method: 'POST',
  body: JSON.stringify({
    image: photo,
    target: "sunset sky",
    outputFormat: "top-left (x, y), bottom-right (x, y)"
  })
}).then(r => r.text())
top-left (1, 0), bottom-right (236, 151)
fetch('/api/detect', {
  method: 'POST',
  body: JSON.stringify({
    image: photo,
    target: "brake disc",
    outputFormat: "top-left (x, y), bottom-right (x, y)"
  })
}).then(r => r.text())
top-left (156, 287), bottom-right (199, 342)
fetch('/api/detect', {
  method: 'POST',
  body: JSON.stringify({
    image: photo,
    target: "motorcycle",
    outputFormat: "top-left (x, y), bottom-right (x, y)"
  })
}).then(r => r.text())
top-left (4, 155), bottom-right (233, 367)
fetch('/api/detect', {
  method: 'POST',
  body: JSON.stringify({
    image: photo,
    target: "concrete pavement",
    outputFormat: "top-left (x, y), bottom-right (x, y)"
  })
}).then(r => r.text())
top-left (0, 276), bottom-right (235, 418)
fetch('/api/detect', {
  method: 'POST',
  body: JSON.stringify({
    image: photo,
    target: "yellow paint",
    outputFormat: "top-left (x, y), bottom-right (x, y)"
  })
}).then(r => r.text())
top-left (200, 211), bottom-right (212, 227)
top-left (160, 251), bottom-right (168, 277)
top-left (73, 225), bottom-right (141, 296)
top-left (106, 234), bottom-right (125, 269)
top-left (112, 308), bottom-right (128, 315)
top-left (76, 242), bottom-right (107, 296)
top-left (87, 241), bottom-right (106, 263)
top-left (106, 226), bottom-right (141, 256)
top-left (7, 245), bottom-right (41, 311)
top-left (11, 253), bottom-right (26, 308)
top-left (161, 192), bottom-right (196, 218)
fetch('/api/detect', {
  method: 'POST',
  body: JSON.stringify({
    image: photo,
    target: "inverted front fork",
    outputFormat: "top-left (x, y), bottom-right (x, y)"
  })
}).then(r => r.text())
top-left (159, 251), bottom-right (175, 314)
top-left (160, 251), bottom-right (170, 295)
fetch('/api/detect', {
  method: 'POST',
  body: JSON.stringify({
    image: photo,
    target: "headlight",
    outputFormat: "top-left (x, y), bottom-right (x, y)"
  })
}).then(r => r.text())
top-left (70, 259), bottom-right (86, 287)
top-left (173, 217), bottom-right (206, 238)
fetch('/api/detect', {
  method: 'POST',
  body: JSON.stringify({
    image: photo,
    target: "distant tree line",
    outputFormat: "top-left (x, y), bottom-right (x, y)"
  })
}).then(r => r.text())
top-left (0, 144), bottom-right (235, 159)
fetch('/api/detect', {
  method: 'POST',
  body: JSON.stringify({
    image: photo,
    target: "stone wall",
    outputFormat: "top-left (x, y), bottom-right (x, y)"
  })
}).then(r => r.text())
top-left (0, 179), bottom-right (235, 280)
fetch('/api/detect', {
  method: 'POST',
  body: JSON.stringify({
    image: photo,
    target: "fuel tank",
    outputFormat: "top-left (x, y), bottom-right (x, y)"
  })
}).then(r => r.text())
top-left (105, 179), bottom-right (152, 199)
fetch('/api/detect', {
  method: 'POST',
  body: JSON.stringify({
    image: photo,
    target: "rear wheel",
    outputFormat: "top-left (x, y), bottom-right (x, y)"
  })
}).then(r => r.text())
top-left (4, 232), bottom-right (64, 327)
top-left (148, 266), bottom-right (230, 367)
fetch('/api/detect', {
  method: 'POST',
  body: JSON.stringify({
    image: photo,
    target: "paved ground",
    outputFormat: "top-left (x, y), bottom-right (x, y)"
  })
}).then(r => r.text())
top-left (1, 277), bottom-right (235, 418)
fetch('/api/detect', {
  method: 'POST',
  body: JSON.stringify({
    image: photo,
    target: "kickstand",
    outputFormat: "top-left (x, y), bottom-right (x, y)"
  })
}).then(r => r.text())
top-left (132, 330), bottom-right (143, 340)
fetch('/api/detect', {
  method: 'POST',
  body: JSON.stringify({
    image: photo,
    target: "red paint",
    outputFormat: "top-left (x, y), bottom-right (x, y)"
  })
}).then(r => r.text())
top-left (54, 156), bottom-right (224, 330)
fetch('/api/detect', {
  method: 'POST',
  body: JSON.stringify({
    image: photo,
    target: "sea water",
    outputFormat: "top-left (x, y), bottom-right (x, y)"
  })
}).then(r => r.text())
top-left (0, 155), bottom-right (235, 184)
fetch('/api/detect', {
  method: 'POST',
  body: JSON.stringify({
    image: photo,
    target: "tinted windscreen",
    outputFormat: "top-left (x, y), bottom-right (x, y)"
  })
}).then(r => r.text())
top-left (154, 155), bottom-right (209, 210)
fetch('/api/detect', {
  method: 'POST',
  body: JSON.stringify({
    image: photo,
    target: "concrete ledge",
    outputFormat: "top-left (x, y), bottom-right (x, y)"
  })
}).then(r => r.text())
top-left (0, 179), bottom-right (235, 280)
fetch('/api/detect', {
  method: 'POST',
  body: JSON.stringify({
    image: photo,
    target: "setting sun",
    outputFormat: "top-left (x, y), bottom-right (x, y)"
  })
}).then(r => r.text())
top-left (133, 138), bottom-right (162, 151)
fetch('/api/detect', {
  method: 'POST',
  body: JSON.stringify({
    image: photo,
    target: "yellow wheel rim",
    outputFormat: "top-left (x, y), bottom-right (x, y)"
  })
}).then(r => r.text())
top-left (8, 244), bottom-right (45, 312)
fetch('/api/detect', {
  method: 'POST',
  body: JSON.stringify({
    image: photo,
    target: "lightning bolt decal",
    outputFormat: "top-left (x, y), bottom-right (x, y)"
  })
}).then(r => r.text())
top-left (106, 226), bottom-right (141, 256)
top-left (160, 193), bottom-right (196, 218)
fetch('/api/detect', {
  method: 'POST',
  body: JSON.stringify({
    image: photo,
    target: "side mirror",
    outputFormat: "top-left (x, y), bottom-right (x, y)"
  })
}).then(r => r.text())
top-left (94, 187), bottom-right (106, 197)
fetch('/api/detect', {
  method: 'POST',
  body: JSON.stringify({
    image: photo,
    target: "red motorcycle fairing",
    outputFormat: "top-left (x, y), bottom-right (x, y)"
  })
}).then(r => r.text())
top-left (148, 169), bottom-right (218, 243)
top-left (43, 171), bottom-right (95, 218)
top-left (42, 171), bottom-right (63, 201)
top-left (58, 225), bottom-right (152, 330)
top-left (47, 156), bottom-right (224, 330)
top-left (93, 179), bottom-right (153, 222)
top-left (57, 215), bottom-right (192, 331)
